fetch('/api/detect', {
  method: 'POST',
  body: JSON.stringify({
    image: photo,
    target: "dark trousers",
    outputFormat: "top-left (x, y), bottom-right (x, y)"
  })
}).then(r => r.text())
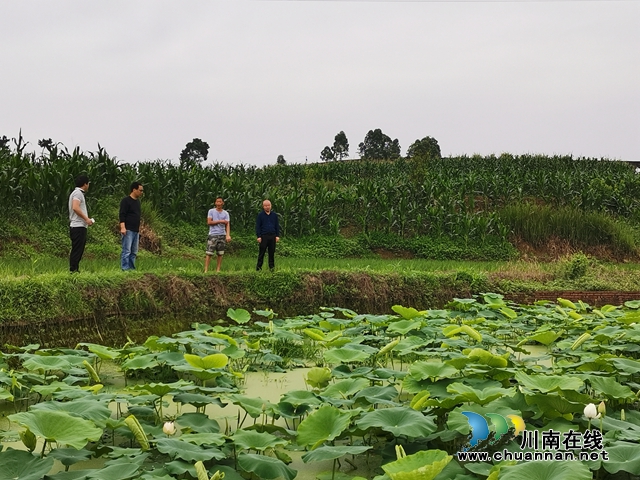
top-left (69, 227), bottom-right (87, 272)
top-left (256, 234), bottom-right (276, 270)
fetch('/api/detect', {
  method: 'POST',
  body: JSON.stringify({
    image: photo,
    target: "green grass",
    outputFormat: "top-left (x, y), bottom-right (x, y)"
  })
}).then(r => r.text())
top-left (0, 254), bottom-right (506, 277)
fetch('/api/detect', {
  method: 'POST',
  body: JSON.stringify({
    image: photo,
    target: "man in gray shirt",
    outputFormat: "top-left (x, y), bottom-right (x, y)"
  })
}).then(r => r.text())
top-left (68, 175), bottom-right (94, 272)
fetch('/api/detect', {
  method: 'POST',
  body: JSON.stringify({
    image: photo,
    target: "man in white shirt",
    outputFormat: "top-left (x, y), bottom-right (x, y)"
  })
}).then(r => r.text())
top-left (68, 175), bottom-right (94, 273)
top-left (204, 197), bottom-right (231, 272)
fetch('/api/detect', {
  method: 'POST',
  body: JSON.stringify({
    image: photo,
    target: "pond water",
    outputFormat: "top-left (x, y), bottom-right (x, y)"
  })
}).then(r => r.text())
top-left (1, 364), bottom-right (383, 479)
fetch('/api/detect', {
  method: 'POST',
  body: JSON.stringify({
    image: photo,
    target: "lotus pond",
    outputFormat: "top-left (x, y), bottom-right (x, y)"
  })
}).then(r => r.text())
top-left (1, 294), bottom-right (640, 480)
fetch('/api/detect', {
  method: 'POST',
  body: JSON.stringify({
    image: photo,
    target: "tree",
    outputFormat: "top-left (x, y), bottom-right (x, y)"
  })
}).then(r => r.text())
top-left (320, 146), bottom-right (334, 162)
top-left (320, 131), bottom-right (350, 162)
top-left (406, 136), bottom-right (441, 160)
top-left (332, 131), bottom-right (349, 160)
top-left (180, 138), bottom-right (209, 168)
top-left (276, 154), bottom-right (286, 165)
top-left (358, 129), bottom-right (401, 160)
top-left (0, 135), bottom-right (9, 153)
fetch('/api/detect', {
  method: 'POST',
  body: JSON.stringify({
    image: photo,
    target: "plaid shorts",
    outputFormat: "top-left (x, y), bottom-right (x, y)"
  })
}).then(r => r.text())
top-left (206, 235), bottom-right (226, 255)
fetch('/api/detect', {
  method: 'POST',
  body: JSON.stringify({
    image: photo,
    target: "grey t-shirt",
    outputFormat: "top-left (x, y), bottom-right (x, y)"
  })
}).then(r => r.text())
top-left (208, 208), bottom-right (230, 236)
top-left (68, 187), bottom-right (88, 228)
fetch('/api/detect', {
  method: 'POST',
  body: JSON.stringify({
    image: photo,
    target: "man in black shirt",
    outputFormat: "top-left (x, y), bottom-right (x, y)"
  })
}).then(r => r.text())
top-left (119, 182), bottom-right (144, 270)
top-left (255, 199), bottom-right (280, 271)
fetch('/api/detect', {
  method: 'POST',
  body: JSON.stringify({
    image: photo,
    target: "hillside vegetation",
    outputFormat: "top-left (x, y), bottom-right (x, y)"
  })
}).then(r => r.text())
top-left (1, 138), bottom-right (639, 262)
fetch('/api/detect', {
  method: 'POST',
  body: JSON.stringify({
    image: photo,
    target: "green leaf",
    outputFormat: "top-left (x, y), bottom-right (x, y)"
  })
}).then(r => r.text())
top-left (603, 441), bottom-right (640, 474)
top-left (9, 410), bottom-right (102, 449)
top-left (183, 353), bottom-right (228, 369)
top-left (382, 449), bottom-right (451, 480)
top-left (588, 376), bottom-right (635, 400)
top-left (499, 460), bottom-right (592, 480)
top-left (302, 445), bottom-right (372, 462)
top-left (515, 372), bottom-right (583, 393)
top-left (305, 367), bottom-right (332, 389)
top-left (322, 378), bottom-right (370, 399)
top-left (324, 347), bottom-right (371, 364)
top-left (387, 320), bottom-right (422, 335)
top-left (47, 447), bottom-right (92, 467)
top-left (228, 394), bottom-right (275, 418)
top-left (155, 438), bottom-right (225, 462)
top-left (467, 348), bottom-right (508, 368)
top-left (31, 399), bottom-right (112, 428)
top-left (22, 355), bottom-right (72, 373)
top-left (297, 405), bottom-right (352, 449)
top-left (446, 383), bottom-right (515, 406)
top-left (177, 412), bottom-right (221, 433)
top-left (238, 453), bottom-right (297, 480)
top-left (357, 407), bottom-right (437, 438)
top-left (232, 429), bottom-right (288, 451)
top-left (409, 361), bottom-right (459, 381)
top-left (227, 308), bottom-right (251, 324)
top-left (179, 432), bottom-right (226, 446)
top-left (391, 305), bottom-right (423, 319)
top-left (0, 449), bottom-right (55, 480)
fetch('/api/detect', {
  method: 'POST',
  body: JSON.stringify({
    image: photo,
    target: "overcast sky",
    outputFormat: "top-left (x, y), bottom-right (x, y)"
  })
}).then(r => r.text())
top-left (1, 0), bottom-right (638, 166)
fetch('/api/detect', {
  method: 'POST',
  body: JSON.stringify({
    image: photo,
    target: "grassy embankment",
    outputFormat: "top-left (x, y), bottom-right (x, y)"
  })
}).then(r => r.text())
top-left (2, 144), bottom-right (640, 344)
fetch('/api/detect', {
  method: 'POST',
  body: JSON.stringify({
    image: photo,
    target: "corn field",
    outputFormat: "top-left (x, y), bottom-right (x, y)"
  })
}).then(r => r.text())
top-left (1, 140), bottom-right (639, 245)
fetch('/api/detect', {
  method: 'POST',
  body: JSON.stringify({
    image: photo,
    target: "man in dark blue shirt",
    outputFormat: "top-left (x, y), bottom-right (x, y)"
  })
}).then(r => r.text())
top-left (255, 199), bottom-right (280, 271)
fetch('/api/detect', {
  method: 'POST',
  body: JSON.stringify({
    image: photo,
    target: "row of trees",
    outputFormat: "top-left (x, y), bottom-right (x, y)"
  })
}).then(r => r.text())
top-left (320, 129), bottom-right (441, 162)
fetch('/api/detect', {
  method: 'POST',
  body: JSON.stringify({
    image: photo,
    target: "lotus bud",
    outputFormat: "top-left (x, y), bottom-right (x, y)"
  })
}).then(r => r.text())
top-left (19, 428), bottom-right (37, 452)
top-left (163, 421), bottom-right (176, 436)
top-left (583, 403), bottom-right (599, 420)
top-left (597, 401), bottom-right (606, 418)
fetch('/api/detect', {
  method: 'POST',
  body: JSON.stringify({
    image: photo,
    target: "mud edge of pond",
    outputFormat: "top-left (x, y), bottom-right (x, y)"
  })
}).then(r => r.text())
top-left (1, 271), bottom-right (639, 348)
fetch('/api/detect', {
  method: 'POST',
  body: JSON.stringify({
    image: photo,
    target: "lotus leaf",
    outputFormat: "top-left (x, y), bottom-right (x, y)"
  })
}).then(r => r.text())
top-left (302, 445), bottom-right (372, 462)
top-left (515, 372), bottom-right (583, 393)
top-left (232, 429), bottom-right (288, 451)
top-left (77, 343), bottom-right (120, 360)
top-left (391, 305), bottom-right (422, 319)
top-left (0, 448), bottom-right (54, 480)
top-left (387, 320), bottom-right (422, 335)
top-left (84, 462), bottom-right (142, 479)
top-left (280, 389), bottom-right (322, 407)
top-left (499, 459), bottom-right (591, 480)
top-left (48, 447), bottom-right (93, 467)
top-left (322, 378), bottom-right (369, 399)
top-left (466, 348), bottom-right (508, 368)
top-left (519, 331), bottom-right (560, 346)
top-left (184, 353), bottom-right (228, 370)
top-left (179, 432), bottom-right (226, 446)
top-left (155, 438), bottom-right (225, 462)
top-left (228, 394), bottom-right (275, 418)
top-left (324, 347), bottom-right (371, 364)
top-left (121, 354), bottom-right (159, 371)
top-left (446, 383), bottom-right (515, 405)
top-left (297, 405), bottom-right (352, 449)
top-left (382, 449), bottom-right (451, 480)
top-left (172, 392), bottom-right (226, 409)
top-left (306, 366), bottom-right (332, 388)
top-left (597, 441), bottom-right (640, 474)
top-left (238, 453), bottom-right (297, 480)
top-left (177, 412), bottom-right (220, 433)
top-left (357, 407), bottom-right (437, 438)
top-left (353, 385), bottom-right (399, 405)
top-left (0, 388), bottom-right (13, 401)
top-left (409, 361), bottom-right (459, 381)
top-left (31, 399), bottom-right (112, 427)
top-left (588, 375), bottom-right (635, 400)
top-left (524, 394), bottom-right (584, 418)
top-left (9, 410), bottom-right (102, 449)
top-left (227, 308), bottom-right (251, 324)
top-left (22, 355), bottom-right (73, 372)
